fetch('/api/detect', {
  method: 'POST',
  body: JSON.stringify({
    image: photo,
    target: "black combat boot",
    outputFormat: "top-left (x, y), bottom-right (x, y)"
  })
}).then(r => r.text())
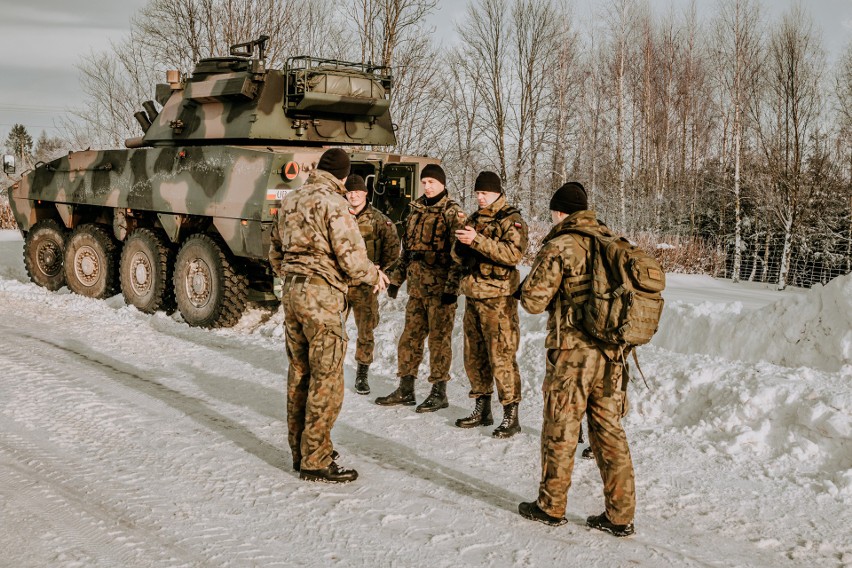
top-left (375, 375), bottom-right (416, 406)
top-left (415, 381), bottom-right (449, 413)
top-left (586, 512), bottom-right (635, 537)
top-left (299, 460), bottom-right (358, 484)
top-left (354, 363), bottom-right (370, 395)
top-left (492, 402), bottom-right (521, 438)
top-left (518, 501), bottom-right (568, 526)
top-left (455, 395), bottom-right (494, 428)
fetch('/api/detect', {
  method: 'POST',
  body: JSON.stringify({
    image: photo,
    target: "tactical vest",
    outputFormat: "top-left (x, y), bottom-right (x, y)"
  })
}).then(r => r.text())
top-left (358, 214), bottom-right (380, 264)
top-left (557, 235), bottom-right (593, 324)
top-left (461, 205), bottom-right (521, 281)
top-left (404, 203), bottom-right (453, 266)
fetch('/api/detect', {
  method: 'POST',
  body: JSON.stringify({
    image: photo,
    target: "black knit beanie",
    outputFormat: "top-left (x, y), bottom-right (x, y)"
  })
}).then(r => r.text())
top-left (345, 174), bottom-right (368, 192)
top-left (549, 182), bottom-right (588, 214)
top-left (317, 148), bottom-right (351, 180)
top-left (474, 171), bottom-right (502, 194)
top-left (420, 164), bottom-right (446, 186)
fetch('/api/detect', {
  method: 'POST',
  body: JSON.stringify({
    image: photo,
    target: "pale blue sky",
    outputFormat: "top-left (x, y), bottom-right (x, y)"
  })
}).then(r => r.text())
top-left (0, 0), bottom-right (849, 139)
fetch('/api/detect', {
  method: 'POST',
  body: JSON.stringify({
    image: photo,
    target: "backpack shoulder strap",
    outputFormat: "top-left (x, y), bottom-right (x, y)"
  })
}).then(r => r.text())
top-left (493, 204), bottom-right (521, 222)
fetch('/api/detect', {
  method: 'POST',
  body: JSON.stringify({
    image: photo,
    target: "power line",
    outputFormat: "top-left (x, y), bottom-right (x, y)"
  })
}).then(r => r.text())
top-left (0, 104), bottom-right (71, 114)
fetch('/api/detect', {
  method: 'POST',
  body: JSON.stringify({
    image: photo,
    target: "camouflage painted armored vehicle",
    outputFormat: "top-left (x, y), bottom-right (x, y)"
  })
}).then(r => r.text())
top-left (5, 37), bottom-right (437, 327)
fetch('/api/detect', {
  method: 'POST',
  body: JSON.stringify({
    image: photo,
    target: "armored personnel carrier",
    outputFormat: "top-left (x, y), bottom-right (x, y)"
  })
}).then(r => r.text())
top-left (5, 37), bottom-right (437, 327)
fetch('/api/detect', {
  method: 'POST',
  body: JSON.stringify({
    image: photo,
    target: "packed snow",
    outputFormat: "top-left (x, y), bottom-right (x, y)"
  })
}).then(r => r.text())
top-left (0, 228), bottom-right (850, 567)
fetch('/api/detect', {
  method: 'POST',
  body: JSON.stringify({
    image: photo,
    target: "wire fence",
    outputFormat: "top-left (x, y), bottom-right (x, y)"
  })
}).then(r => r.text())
top-left (3, 198), bottom-right (849, 288)
top-left (722, 238), bottom-right (852, 288)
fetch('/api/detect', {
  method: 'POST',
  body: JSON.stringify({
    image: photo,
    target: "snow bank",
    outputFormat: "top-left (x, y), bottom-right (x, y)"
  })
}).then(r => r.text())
top-left (655, 272), bottom-right (852, 373)
top-left (630, 347), bottom-right (852, 498)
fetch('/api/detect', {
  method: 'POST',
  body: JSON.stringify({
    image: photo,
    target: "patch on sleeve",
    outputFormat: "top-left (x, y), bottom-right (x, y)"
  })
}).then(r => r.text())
top-left (458, 211), bottom-right (466, 218)
top-left (386, 221), bottom-right (393, 225)
top-left (348, 208), bottom-right (356, 215)
top-left (514, 222), bottom-right (522, 228)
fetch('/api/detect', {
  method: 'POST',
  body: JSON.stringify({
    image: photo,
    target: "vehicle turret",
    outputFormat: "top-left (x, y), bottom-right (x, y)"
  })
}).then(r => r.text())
top-left (133, 36), bottom-right (396, 148)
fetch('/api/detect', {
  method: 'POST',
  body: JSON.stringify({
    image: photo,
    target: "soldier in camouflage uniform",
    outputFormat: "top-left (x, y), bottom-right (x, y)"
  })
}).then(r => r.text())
top-left (269, 148), bottom-right (389, 484)
top-left (451, 171), bottom-right (528, 438)
top-left (344, 174), bottom-right (400, 395)
top-left (375, 164), bottom-right (467, 413)
top-left (517, 182), bottom-right (636, 537)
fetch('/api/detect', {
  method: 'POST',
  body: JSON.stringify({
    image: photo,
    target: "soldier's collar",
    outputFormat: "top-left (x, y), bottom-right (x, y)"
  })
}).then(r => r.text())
top-left (308, 170), bottom-right (347, 194)
top-left (421, 189), bottom-right (448, 207)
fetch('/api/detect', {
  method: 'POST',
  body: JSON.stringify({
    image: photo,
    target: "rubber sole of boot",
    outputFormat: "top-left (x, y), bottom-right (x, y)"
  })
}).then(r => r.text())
top-left (375, 397), bottom-right (416, 406)
top-left (455, 417), bottom-right (494, 428)
top-left (299, 470), bottom-right (358, 484)
top-left (492, 425), bottom-right (521, 438)
top-left (354, 384), bottom-right (370, 395)
top-left (415, 400), bottom-right (448, 413)
top-left (519, 502), bottom-right (567, 526)
top-left (586, 514), bottom-right (635, 537)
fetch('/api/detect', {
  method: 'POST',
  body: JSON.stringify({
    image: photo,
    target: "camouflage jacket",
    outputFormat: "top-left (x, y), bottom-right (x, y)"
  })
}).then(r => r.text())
top-left (388, 191), bottom-right (467, 298)
top-left (354, 203), bottom-right (400, 272)
top-left (269, 170), bottom-right (379, 293)
top-left (520, 209), bottom-right (618, 358)
top-left (451, 195), bottom-right (528, 299)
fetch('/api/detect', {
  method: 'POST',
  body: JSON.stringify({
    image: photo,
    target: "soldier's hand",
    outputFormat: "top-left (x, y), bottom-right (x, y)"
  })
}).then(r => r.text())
top-left (513, 277), bottom-right (526, 300)
top-left (387, 284), bottom-right (399, 299)
top-left (440, 292), bottom-right (457, 305)
top-left (455, 226), bottom-right (477, 245)
top-left (373, 269), bottom-right (390, 294)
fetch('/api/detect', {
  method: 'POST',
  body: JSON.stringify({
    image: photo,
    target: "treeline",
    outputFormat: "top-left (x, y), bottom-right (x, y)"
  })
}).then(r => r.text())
top-left (8, 0), bottom-right (852, 288)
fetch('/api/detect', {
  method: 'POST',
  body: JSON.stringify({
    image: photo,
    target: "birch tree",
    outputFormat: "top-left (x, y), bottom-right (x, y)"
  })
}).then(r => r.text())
top-left (755, 5), bottom-right (824, 289)
top-left (713, 0), bottom-right (762, 282)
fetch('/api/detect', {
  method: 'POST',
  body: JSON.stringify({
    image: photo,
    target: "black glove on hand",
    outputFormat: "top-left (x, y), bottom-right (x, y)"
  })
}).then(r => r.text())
top-left (440, 293), bottom-right (457, 305)
top-left (512, 277), bottom-right (527, 300)
top-left (387, 285), bottom-right (399, 299)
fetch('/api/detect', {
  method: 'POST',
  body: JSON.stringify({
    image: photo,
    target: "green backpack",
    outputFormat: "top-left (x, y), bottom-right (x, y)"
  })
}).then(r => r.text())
top-left (562, 226), bottom-right (666, 348)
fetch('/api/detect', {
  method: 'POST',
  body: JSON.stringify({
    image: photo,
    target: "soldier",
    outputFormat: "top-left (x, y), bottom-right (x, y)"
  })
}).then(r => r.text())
top-left (375, 164), bottom-right (467, 412)
top-left (517, 182), bottom-right (636, 537)
top-left (344, 174), bottom-right (400, 395)
top-left (269, 148), bottom-right (389, 484)
top-left (451, 171), bottom-right (528, 438)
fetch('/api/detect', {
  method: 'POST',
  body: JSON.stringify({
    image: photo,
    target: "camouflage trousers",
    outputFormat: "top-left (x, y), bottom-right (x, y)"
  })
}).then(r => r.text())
top-left (397, 294), bottom-right (457, 383)
top-left (462, 295), bottom-right (522, 405)
top-left (282, 276), bottom-right (348, 471)
top-left (346, 283), bottom-right (380, 365)
top-left (537, 347), bottom-right (635, 524)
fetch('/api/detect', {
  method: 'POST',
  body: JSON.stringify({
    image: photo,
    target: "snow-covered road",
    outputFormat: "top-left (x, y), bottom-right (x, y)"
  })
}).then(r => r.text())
top-left (1, 230), bottom-right (849, 567)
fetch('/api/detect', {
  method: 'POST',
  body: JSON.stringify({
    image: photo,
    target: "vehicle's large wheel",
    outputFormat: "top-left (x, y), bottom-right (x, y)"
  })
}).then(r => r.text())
top-left (23, 219), bottom-right (67, 291)
top-left (120, 228), bottom-right (175, 314)
top-left (64, 224), bottom-right (118, 298)
top-left (173, 233), bottom-right (248, 328)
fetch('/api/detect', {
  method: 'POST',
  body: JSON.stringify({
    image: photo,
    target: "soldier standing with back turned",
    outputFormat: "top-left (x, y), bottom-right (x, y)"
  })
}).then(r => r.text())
top-left (516, 182), bottom-right (635, 536)
top-left (269, 148), bottom-right (389, 484)
top-left (344, 174), bottom-right (400, 395)
top-left (451, 171), bottom-right (528, 438)
top-left (375, 164), bottom-right (467, 412)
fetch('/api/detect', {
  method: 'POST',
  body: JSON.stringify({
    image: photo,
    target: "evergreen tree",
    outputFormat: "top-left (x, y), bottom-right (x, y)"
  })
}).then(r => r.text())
top-left (4, 124), bottom-right (33, 166)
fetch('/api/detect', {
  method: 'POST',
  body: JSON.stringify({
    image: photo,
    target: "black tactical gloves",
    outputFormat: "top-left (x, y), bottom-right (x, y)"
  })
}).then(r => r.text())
top-left (512, 277), bottom-right (527, 300)
top-left (440, 293), bottom-right (457, 305)
top-left (387, 285), bottom-right (399, 299)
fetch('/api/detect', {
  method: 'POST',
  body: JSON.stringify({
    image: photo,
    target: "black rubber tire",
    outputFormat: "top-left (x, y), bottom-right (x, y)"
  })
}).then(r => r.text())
top-left (64, 224), bottom-right (119, 299)
top-left (23, 219), bottom-right (67, 291)
top-left (173, 233), bottom-right (248, 328)
top-left (120, 228), bottom-right (175, 314)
